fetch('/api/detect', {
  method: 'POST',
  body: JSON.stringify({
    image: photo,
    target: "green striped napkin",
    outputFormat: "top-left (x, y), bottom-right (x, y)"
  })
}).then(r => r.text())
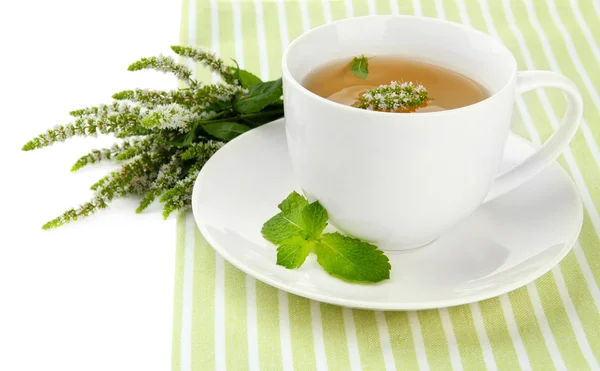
top-left (172, 1), bottom-right (600, 369)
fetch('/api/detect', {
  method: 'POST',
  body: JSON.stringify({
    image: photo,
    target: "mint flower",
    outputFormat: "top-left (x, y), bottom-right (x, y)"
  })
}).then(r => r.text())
top-left (112, 89), bottom-right (196, 107)
top-left (141, 103), bottom-right (201, 131)
top-left (181, 140), bottom-right (224, 160)
top-left (70, 142), bottom-right (133, 172)
top-left (22, 108), bottom-right (148, 151)
top-left (171, 46), bottom-right (235, 83)
top-left (357, 81), bottom-right (429, 112)
top-left (136, 153), bottom-right (184, 213)
top-left (128, 55), bottom-right (194, 85)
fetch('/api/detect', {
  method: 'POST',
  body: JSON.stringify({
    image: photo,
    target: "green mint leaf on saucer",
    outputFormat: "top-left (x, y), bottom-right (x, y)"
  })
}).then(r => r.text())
top-left (262, 191), bottom-right (310, 244)
top-left (350, 55), bottom-right (369, 80)
top-left (201, 121), bottom-right (251, 141)
top-left (277, 236), bottom-right (314, 268)
top-left (262, 191), bottom-right (391, 283)
top-left (234, 78), bottom-right (283, 114)
top-left (315, 233), bottom-right (391, 283)
top-left (302, 201), bottom-right (328, 240)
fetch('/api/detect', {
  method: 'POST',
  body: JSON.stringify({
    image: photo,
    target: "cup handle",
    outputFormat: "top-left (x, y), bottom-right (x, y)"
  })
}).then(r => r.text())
top-left (484, 71), bottom-right (583, 202)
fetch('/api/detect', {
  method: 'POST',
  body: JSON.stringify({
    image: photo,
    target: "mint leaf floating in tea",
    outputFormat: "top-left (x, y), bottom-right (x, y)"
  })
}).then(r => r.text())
top-left (356, 81), bottom-right (430, 112)
top-left (262, 191), bottom-right (391, 283)
top-left (350, 55), bottom-right (369, 80)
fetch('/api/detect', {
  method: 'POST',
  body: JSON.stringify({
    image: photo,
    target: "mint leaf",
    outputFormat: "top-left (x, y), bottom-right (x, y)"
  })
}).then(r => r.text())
top-left (262, 192), bottom-right (391, 283)
top-left (302, 201), bottom-right (328, 240)
top-left (262, 191), bottom-right (309, 244)
top-left (238, 70), bottom-right (262, 88)
top-left (231, 59), bottom-right (262, 88)
top-left (277, 236), bottom-right (314, 268)
top-left (201, 121), bottom-right (250, 141)
top-left (314, 232), bottom-right (391, 283)
top-left (350, 55), bottom-right (369, 80)
top-left (234, 78), bottom-right (283, 114)
top-left (278, 191), bottom-right (309, 225)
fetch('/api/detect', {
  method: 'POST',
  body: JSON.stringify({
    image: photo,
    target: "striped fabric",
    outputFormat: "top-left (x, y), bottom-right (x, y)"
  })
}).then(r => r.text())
top-left (172, 1), bottom-right (600, 370)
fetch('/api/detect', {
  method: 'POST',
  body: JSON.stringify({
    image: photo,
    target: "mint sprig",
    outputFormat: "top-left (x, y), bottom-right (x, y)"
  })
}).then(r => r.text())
top-left (22, 46), bottom-right (286, 229)
top-left (262, 192), bottom-right (391, 283)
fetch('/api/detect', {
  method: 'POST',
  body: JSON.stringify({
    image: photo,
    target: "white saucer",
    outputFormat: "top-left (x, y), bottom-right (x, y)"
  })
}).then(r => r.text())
top-left (192, 119), bottom-right (583, 310)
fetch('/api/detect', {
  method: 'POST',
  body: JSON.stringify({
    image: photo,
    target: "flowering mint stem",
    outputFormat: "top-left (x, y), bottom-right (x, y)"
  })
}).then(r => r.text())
top-left (357, 81), bottom-right (429, 112)
top-left (23, 46), bottom-right (284, 229)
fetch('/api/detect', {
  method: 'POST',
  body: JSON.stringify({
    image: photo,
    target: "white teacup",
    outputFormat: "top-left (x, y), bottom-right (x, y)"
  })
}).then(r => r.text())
top-left (281, 15), bottom-right (582, 250)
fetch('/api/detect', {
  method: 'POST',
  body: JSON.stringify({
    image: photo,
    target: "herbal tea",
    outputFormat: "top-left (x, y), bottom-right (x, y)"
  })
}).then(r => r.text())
top-left (303, 57), bottom-right (489, 112)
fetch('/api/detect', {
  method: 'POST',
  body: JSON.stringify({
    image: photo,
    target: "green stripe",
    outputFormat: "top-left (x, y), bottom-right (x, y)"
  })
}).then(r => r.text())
top-left (191, 229), bottom-right (216, 370)
top-left (289, 295), bottom-right (317, 370)
top-left (374, 0), bottom-right (392, 15)
top-left (284, 0), bottom-right (305, 42)
top-left (320, 303), bottom-right (352, 370)
top-left (306, 0), bottom-right (326, 28)
top-left (240, 1), bottom-right (261, 75)
top-left (559, 252), bottom-right (600, 364)
top-left (447, 306), bottom-right (488, 371)
top-left (385, 312), bottom-right (420, 371)
top-left (580, 212), bottom-right (600, 288)
top-left (352, 0), bottom-right (370, 16)
top-left (256, 282), bottom-right (283, 370)
top-left (418, 310), bottom-right (453, 370)
top-left (195, 0), bottom-right (213, 82)
top-left (441, 0), bottom-right (461, 22)
top-left (478, 298), bottom-right (522, 371)
top-left (353, 310), bottom-right (386, 370)
top-left (554, 0), bottom-right (600, 107)
top-left (328, 0), bottom-right (349, 20)
top-left (575, 0), bottom-right (600, 54)
top-left (225, 262), bottom-right (249, 371)
top-left (462, 0), bottom-right (489, 34)
top-left (180, 0), bottom-right (190, 48)
top-left (535, 273), bottom-right (589, 369)
top-left (262, 0), bottom-right (284, 79)
top-left (419, 0), bottom-right (437, 17)
top-left (171, 213), bottom-right (187, 371)
top-left (534, 0), bottom-right (600, 143)
top-left (396, 0), bottom-right (414, 15)
top-left (508, 288), bottom-right (556, 371)
top-left (218, 0), bottom-right (237, 67)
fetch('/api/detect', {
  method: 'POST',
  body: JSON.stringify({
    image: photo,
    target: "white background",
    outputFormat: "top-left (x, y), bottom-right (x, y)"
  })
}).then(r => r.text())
top-left (0, 1), bottom-right (180, 370)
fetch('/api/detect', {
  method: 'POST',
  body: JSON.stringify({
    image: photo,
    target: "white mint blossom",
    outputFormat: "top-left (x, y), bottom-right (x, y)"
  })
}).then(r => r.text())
top-left (142, 103), bottom-right (200, 131)
top-left (357, 81), bottom-right (429, 112)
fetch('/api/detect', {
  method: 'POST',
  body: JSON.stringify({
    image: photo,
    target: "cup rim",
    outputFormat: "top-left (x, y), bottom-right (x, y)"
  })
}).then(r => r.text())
top-left (281, 15), bottom-right (518, 117)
